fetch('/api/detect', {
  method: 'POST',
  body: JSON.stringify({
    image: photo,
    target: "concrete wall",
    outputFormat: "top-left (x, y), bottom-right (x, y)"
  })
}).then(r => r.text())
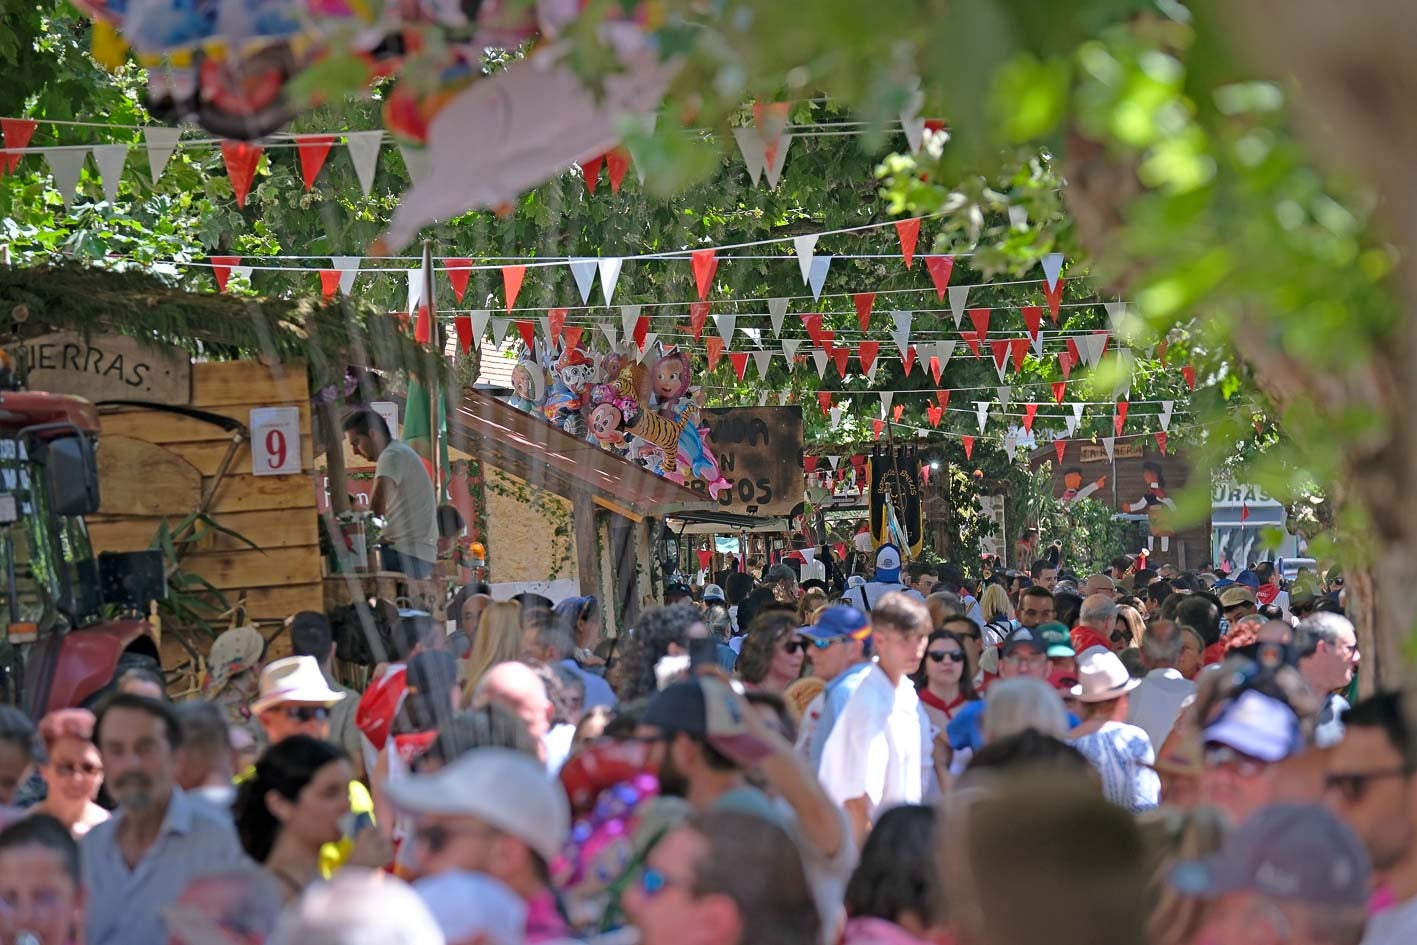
top-left (483, 466), bottom-right (577, 586)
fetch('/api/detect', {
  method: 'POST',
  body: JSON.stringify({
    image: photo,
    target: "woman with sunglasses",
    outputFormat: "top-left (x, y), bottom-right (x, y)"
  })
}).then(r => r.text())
top-left (736, 608), bottom-right (806, 694)
top-left (911, 631), bottom-right (980, 732)
top-left (235, 735), bottom-right (353, 901)
top-left (30, 709), bottom-right (108, 837)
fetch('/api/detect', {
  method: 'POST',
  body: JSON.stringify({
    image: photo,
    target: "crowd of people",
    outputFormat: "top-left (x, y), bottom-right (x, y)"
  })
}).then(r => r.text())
top-left (0, 542), bottom-right (1406, 945)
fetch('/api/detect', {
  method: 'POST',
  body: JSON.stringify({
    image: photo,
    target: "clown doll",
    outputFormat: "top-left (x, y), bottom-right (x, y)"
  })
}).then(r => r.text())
top-left (507, 358), bottom-right (547, 414)
top-left (1061, 467), bottom-right (1107, 504)
top-left (1127, 460), bottom-right (1178, 552)
top-left (543, 344), bottom-right (599, 436)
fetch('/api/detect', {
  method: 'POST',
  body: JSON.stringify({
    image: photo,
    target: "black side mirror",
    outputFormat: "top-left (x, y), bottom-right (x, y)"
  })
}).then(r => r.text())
top-left (38, 434), bottom-right (100, 516)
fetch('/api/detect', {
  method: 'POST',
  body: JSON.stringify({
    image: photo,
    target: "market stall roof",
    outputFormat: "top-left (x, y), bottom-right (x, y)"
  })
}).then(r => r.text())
top-left (449, 389), bottom-right (714, 520)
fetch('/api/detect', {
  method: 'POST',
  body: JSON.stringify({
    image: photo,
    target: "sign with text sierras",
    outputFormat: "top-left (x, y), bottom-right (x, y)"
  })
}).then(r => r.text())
top-left (13, 332), bottom-right (191, 405)
top-left (687, 406), bottom-right (803, 516)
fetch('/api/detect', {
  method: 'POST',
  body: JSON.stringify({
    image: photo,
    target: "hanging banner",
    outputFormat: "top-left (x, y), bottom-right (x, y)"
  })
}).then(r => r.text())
top-left (868, 443), bottom-right (923, 556)
top-left (686, 406), bottom-right (803, 516)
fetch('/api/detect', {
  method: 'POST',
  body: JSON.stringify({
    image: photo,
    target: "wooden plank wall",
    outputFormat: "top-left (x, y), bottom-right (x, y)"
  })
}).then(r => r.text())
top-left (87, 360), bottom-right (322, 629)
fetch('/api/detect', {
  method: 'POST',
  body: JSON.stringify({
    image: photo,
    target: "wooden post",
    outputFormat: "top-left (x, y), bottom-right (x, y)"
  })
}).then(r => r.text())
top-left (573, 492), bottom-right (599, 599)
top-left (421, 239), bottom-right (444, 499)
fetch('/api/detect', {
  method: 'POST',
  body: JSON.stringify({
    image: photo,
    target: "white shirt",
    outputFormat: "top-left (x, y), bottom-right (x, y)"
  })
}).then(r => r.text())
top-left (842, 581), bottom-right (925, 612)
top-left (818, 664), bottom-right (931, 822)
top-left (1364, 896), bottom-right (1417, 945)
top-left (1125, 668), bottom-right (1196, 752)
top-left (375, 440), bottom-right (438, 562)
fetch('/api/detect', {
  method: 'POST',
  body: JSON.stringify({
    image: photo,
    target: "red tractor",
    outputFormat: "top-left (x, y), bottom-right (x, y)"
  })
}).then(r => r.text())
top-left (0, 389), bottom-right (165, 716)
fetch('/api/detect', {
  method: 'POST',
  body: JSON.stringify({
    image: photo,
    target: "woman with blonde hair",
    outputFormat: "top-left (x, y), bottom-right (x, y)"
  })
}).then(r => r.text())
top-left (979, 584), bottom-right (1014, 624)
top-left (1137, 806), bottom-right (1227, 945)
top-left (797, 588), bottom-right (828, 625)
top-left (458, 601), bottom-right (523, 701)
top-left (1112, 604), bottom-right (1147, 653)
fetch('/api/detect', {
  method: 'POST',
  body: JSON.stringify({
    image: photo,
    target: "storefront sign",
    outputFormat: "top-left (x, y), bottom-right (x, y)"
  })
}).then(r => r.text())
top-left (688, 406), bottom-right (803, 516)
top-left (1079, 442), bottom-right (1143, 463)
top-left (13, 332), bottom-right (191, 405)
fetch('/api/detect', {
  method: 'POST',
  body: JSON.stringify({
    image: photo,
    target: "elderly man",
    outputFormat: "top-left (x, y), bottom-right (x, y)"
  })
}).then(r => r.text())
top-left (1295, 613), bottom-right (1360, 747)
top-left (1082, 573), bottom-right (1118, 598)
top-left (1071, 594), bottom-right (1119, 654)
top-left (1126, 620), bottom-right (1196, 751)
top-left (470, 661), bottom-right (555, 766)
top-left (81, 695), bottom-right (246, 945)
top-left (269, 869), bottom-right (444, 945)
top-left (387, 748), bottom-right (573, 943)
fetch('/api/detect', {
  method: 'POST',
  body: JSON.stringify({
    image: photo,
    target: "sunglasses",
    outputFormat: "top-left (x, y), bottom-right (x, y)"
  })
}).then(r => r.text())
top-left (414, 822), bottom-right (495, 855)
top-left (279, 706), bottom-right (330, 723)
top-left (926, 650), bottom-right (965, 663)
top-left (805, 637), bottom-right (849, 650)
top-left (1325, 768), bottom-right (1413, 804)
top-left (639, 867), bottom-right (691, 898)
top-left (781, 639), bottom-right (807, 655)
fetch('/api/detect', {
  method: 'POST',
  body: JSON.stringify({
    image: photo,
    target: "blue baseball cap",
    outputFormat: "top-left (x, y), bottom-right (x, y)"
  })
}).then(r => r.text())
top-left (1235, 569), bottom-right (1261, 589)
top-left (874, 545), bottom-right (903, 583)
top-left (799, 604), bottom-right (871, 642)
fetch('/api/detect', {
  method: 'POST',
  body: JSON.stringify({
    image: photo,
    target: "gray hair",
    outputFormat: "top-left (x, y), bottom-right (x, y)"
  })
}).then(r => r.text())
top-left (927, 590), bottom-right (965, 619)
top-left (1294, 612), bottom-right (1356, 660)
top-left (269, 870), bottom-right (443, 945)
top-left (1079, 594), bottom-right (1118, 627)
top-left (1141, 621), bottom-right (1183, 666)
top-left (983, 677), bottom-right (1069, 743)
top-left (766, 563), bottom-right (798, 586)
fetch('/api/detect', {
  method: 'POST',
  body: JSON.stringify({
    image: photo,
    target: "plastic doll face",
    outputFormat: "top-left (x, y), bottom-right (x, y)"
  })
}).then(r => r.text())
top-left (1064, 471), bottom-right (1082, 490)
top-left (512, 366), bottom-right (532, 399)
top-left (562, 361), bottom-right (596, 392)
top-left (655, 361), bottom-right (684, 398)
top-left (590, 403), bottom-right (623, 442)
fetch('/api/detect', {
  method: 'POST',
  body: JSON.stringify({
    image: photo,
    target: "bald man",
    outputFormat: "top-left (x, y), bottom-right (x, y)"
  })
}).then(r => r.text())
top-left (1072, 593), bottom-right (1119, 653)
top-left (1082, 574), bottom-right (1117, 598)
top-left (471, 662), bottom-right (554, 765)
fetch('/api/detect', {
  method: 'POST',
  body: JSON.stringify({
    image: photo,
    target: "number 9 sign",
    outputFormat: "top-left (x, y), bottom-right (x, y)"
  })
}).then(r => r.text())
top-left (251, 407), bottom-right (302, 476)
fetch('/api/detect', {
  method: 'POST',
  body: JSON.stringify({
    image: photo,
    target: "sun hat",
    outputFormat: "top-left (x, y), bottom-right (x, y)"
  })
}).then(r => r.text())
top-left (203, 626), bottom-right (266, 696)
top-left (798, 604), bottom-right (870, 642)
top-left (1170, 804), bottom-right (1370, 907)
top-left (702, 583), bottom-right (726, 603)
top-left (1202, 689), bottom-right (1302, 763)
top-left (641, 676), bottom-right (772, 766)
top-left (1219, 586), bottom-right (1258, 608)
top-left (874, 545), bottom-right (903, 583)
top-left (1070, 648), bottom-right (1141, 702)
top-left (250, 656), bottom-right (347, 714)
top-left (385, 748), bottom-right (570, 863)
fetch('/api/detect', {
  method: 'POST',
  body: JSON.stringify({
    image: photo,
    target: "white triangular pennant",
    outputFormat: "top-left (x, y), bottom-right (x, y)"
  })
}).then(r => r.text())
top-left (890, 311), bottom-right (913, 357)
top-left (828, 454), bottom-right (841, 470)
top-left (1031, 330), bottom-right (1045, 357)
top-left (867, 357), bottom-right (880, 385)
top-left (90, 144), bottom-right (127, 203)
top-left (598, 258), bottom-right (623, 305)
top-left (768, 297), bottom-right (789, 336)
top-left (1112, 372), bottom-right (1132, 402)
top-left (778, 391), bottom-right (790, 406)
top-left (933, 339), bottom-right (957, 372)
top-left (781, 338), bottom-right (802, 361)
top-left (399, 143), bottom-right (430, 185)
top-left (1076, 334), bottom-right (1108, 367)
top-left (715, 310), bottom-right (737, 345)
top-left (900, 86), bottom-right (925, 154)
top-left (470, 310), bottom-right (491, 346)
top-left (345, 131), bottom-right (383, 195)
top-left (406, 269), bottom-right (423, 314)
top-left (1160, 401), bottom-right (1174, 432)
top-left (1008, 205), bottom-right (1028, 229)
top-left (742, 327), bottom-right (761, 347)
top-left (42, 149), bottom-right (86, 207)
top-left (764, 133), bottom-right (793, 189)
top-left (568, 258), bottom-right (598, 304)
top-left (637, 334), bottom-right (659, 362)
top-left (620, 305), bottom-right (642, 339)
top-left (830, 407), bottom-right (843, 428)
top-left (996, 385), bottom-right (1011, 406)
top-left (975, 402), bottom-right (990, 433)
top-left (331, 256), bottom-right (361, 295)
top-left (1042, 253), bottom-right (1065, 291)
top-left (732, 127), bottom-right (766, 185)
top-left (812, 349), bottom-right (829, 379)
top-left (539, 316), bottom-right (553, 343)
top-left (880, 391), bottom-right (894, 415)
top-left (597, 322), bottom-right (618, 348)
top-left (808, 254), bottom-right (832, 301)
top-left (1103, 301), bottom-right (1126, 334)
top-left (1065, 402), bottom-right (1085, 437)
top-left (947, 285), bottom-right (969, 328)
top-left (1102, 436), bottom-right (1116, 462)
top-left (229, 265), bottom-right (253, 286)
top-left (757, 390), bottom-right (769, 406)
top-left (492, 318), bottom-right (512, 346)
top-left (752, 349), bottom-right (772, 378)
top-left (793, 235), bottom-right (818, 285)
top-left (993, 348), bottom-right (1010, 382)
top-left (143, 126), bottom-right (181, 184)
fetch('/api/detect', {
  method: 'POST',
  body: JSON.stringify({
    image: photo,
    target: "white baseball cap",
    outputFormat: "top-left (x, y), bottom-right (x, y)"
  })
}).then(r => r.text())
top-left (385, 748), bottom-right (570, 863)
top-left (250, 656), bottom-right (347, 714)
top-left (875, 544), bottom-right (902, 580)
top-left (414, 871), bottom-right (526, 945)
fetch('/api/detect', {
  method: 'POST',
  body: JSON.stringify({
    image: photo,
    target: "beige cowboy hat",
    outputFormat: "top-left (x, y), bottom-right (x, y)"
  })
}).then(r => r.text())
top-left (250, 656), bottom-right (346, 714)
top-left (1070, 648), bottom-right (1142, 703)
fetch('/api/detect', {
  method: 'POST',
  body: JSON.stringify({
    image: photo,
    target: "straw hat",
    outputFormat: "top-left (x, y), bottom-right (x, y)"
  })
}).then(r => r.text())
top-left (250, 656), bottom-right (347, 713)
top-left (203, 626), bottom-right (265, 696)
top-left (1070, 648), bottom-right (1142, 703)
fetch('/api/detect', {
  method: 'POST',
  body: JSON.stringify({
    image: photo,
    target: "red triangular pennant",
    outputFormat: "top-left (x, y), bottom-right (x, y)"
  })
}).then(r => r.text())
top-left (562, 325), bottom-right (584, 352)
top-left (728, 352), bottom-right (749, 380)
top-left (1010, 338), bottom-right (1029, 373)
top-left (606, 148), bottom-right (631, 193)
top-left (515, 320), bottom-right (536, 351)
top-left (1114, 400), bottom-right (1129, 437)
top-left (989, 339), bottom-right (1010, 374)
top-left (691, 248), bottom-right (718, 300)
top-left (1182, 365), bottom-right (1197, 390)
top-left (1022, 403), bottom-right (1038, 432)
top-left (319, 270), bottom-right (341, 300)
top-left (930, 354), bottom-right (943, 385)
top-left (1022, 305), bottom-right (1043, 341)
top-left (858, 341), bottom-right (879, 376)
top-left (801, 313), bottom-right (824, 344)
top-left (1043, 277), bottom-right (1065, 322)
top-left (445, 258), bottom-right (473, 303)
top-left (816, 329), bottom-right (835, 352)
top-left (961, 331), bottom-right (984, 359)
top-left (850, 454), bottom-right (866, 470)
top-left (210, 256), bottom-right (240, 293)
top-left (633, 316), bottom-right (650, 349)
top-left (927, 404), bottom-right (943, 428)
top-left (706, 337), bottom-right (725, 371)
top-left (454, 315), bottom-right (473, 353)
top-left (817, 391), bottom-right (833, 416)
top-left (1059, 349), bottom-right (1075, 379)
top-left (854, 293), bottom-right (876, 332)
top-left (414, 305), bottom-right (433, 345)
top-left (1054, 439), bottom-right (1067, 464)
top-left (921, 464), bottom-right (931, 485)
top-left (902, 346), bottom-right (917, 376)
top-left (892, 404), bottom-right (905, 422)
top-left (547, 308), bottom-right (568, 344)
top-left (1155, 431), bottom-right (1169, 455)
top-left (936, 390), bottom-right (951, 412)
top-left (1051, 381), bottom-right (1067, 404)
top-left (502, 266), bottom-right (526, 312)
top-left (831, 345), bottom-right (850, 378)
top-left (925, 255), bottom-right (955, 299)
top-left (896, 218), bottom-right (921, 268)
top-left (872, 419), bottom-right (885, 438)
top-left (962, 435), bottom-right (975, 460)
top-left (581, 153), bottom-right (604, 195)
top-left (296, 135), bottom-right (335, 191)
top-left (689, 301), bottom-right (711, 341)
top-left (969, 307), bottom-right (991, 339)
top-left (1, 118), bottom-right (37, 173)
top-left (220, 140), bottom-right (263, 208)
top-left (804, 455), bottom-right (819, 474)
top-left (1156, 337), bottom-right (1170, 363)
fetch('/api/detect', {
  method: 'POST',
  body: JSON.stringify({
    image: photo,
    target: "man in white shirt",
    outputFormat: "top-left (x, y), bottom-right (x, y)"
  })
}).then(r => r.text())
top-left (344, 409), bottom-right (438, 578)
top-left (794, 605), bottom-right (874, 769)
top-left (842, 545), bottom-right (924, 613)
top-left (818, 592), bottom-right (933, 844)
top-left (1127, 619), bottom-right (1196, 751)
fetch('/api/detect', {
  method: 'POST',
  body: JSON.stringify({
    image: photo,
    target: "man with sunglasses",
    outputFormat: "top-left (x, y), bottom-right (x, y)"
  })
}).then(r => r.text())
top-left (1199, 689), bottom-right (1303, 825)
top-left (793, 606), bottom-right (874, 769)
top-left (1325, 691), bottom-right (1417, 945)
top-left (1296, 613), bottom-right (1360, 748)
top-left (247, 657), bottom-right (381, 877)
top-left (946, 626), bottom-right (1073, 756)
